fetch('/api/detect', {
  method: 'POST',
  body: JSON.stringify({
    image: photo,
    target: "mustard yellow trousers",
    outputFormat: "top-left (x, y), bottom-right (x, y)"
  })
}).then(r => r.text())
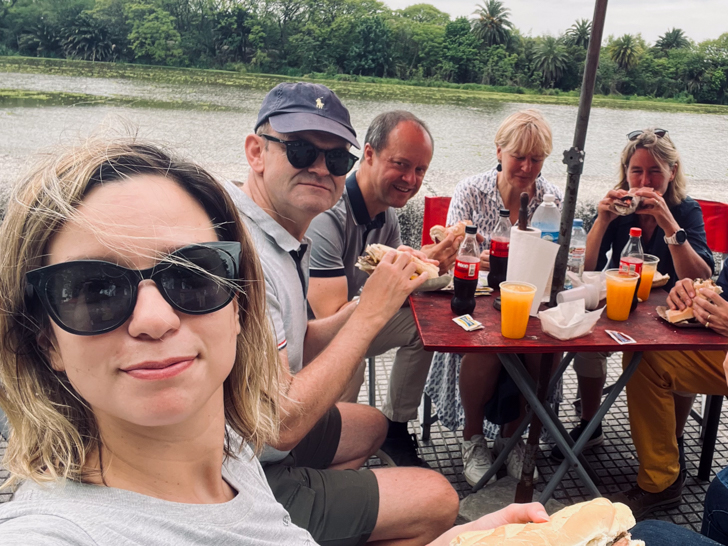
top-left (624, 350), bottom-right (728, 493)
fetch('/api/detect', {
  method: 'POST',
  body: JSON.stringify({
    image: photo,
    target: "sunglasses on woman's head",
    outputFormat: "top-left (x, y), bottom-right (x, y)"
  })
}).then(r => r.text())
top-left (25, 241), bottom-right (241, 336)
top-left (627, 128), bottom-right (668, 141)
top-left (261, 134), bottom-right (358, 176)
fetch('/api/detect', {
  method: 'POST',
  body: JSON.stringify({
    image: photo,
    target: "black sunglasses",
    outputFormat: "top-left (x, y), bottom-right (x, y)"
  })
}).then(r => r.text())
top-left (261, 134), bottom-right (358, 176)
top-left (627, 128), bottom-right (668, 141)
top-left (25, 242), bottom-right (241, 336)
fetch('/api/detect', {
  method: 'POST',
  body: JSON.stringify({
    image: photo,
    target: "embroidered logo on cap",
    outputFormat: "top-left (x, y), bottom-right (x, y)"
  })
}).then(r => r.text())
top-left (316, 98), bottom-right (324, 109)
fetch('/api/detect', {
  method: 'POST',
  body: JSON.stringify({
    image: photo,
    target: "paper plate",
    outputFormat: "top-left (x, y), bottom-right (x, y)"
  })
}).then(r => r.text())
top-left (655, 306), bottom-right (704, 328)
top-left (416, 274), bottom-right (453, 292)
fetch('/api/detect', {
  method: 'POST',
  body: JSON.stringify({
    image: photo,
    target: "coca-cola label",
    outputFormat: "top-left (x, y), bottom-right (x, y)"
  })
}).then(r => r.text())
top-left (619, 257), bottom-right (643, 276)
top-left (454, 258), bottom-right (479, 280)
top-left (490, 239), bottom-right (509, 258)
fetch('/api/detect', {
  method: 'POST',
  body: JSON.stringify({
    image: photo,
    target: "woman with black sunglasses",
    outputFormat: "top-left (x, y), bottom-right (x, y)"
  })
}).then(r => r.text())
top-left (560, 128), bottom-right (715, 518)
top-left (0, 137), bottom-right (550, 545)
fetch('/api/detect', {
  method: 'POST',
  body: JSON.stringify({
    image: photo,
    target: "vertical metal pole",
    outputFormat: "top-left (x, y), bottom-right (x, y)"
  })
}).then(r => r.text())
top-left (550, 0), bottom-right (610, 304)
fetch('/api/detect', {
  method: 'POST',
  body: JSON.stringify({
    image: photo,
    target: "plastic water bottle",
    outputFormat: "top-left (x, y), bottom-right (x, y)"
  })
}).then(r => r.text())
top-left (451, 225), bottom-right (480, 315)
top-left (565, 218), bottom-right (587, 289)
top-left (531, 194), bottom-right (560, 243)
top-left (620, 227), bottom-right (644, 275)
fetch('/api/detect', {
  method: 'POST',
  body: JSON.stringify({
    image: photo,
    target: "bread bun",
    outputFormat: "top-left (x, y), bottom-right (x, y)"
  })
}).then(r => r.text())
top-left (450, 498), bottom-right (643, 546)
top-left (666, 278), bottom-right (724, 323)
top-left (430, 220), bottom-right (473, 243)
top-left (355, 244), bottom-right (440, 280)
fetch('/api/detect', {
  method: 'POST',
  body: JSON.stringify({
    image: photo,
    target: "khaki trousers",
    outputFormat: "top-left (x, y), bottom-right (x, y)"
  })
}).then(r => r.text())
top-left (340, 307), bottom-right (433, 423)
top-left (624, 349), bottom-right (728, 492)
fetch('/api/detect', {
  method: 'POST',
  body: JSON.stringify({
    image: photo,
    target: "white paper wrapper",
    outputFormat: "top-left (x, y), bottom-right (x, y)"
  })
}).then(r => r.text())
top-left (538, 299), bottom-right (605, 340)
top-left (506, 226), bottom-right (559, 316)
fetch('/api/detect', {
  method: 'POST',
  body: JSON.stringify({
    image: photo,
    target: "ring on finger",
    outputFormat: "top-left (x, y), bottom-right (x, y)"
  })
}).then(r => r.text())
top-left (708, 314), bottom-right (712, 322)
top-left (706, 321), bottom-right (711, 329)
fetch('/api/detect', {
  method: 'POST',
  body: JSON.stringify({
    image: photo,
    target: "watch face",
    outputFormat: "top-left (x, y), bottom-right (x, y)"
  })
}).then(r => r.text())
top-left (676, 230), bottom-right (687, 243)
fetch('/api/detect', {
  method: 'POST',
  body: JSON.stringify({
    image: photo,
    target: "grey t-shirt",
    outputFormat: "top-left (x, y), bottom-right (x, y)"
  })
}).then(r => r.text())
top-left (0, 444), bottom-right (316, 545)
top-left (307, 172), bottom-right (401, 301)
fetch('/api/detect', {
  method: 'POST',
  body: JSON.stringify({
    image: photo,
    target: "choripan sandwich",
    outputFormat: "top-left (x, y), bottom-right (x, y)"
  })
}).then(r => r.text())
top-left (666, 278), bottom-right (724, 323)
top-left (430, 220), bottom-right (473, 244)
top-left (611, 189), bottom-right (643, 216)
top-left (356, 244), bottom-right (440, 280)
top-left (450, 498), bottom-right (644, 546)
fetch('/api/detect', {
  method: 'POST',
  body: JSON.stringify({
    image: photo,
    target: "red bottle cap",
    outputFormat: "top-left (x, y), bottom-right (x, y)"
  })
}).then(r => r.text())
top-left (629, 227), bottom-right (642, 237)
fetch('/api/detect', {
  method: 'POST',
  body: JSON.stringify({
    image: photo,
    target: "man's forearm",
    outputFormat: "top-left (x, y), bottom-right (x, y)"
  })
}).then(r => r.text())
top-left (302, 300), bottom-right (357, 365)
top-left (276, 308), bottom-right (389, 449)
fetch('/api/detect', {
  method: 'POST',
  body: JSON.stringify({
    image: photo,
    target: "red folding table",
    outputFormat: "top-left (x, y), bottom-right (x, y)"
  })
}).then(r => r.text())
top-left (410, 290), bottom-right (728, 502)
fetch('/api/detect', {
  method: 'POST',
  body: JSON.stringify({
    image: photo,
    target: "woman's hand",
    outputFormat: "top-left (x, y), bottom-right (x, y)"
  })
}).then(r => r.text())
top-left (427, 503), bottom-right (549, 546)
top-left (666, 278), bottom-right (697, 311)
top-left (595, 188), bottom-right (627, 225)
top-left (634, 188), bottom-right (680, 234)
top-left (691, 289), bottom-right (728, 338)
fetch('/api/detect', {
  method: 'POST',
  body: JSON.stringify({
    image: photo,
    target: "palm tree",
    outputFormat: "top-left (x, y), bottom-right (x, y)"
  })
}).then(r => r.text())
top-left (564, 19), bottom-right (591, 48)
top-left (534, 36), bottom-right (569, 87)
top-left (609, 34), bottom-right (641, 70)
top-left (655, 28), bottom-right (690, 52)
top-left (62, 13), bottom-right (113, 62)
top-left (471, 0), bottom-right (513, 47)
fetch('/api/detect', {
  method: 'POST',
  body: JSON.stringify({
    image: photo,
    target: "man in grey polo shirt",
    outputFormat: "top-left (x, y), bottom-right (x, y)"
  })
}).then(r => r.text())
top-left (307, 110), bottom-right (461, 467)
top-left (226, 82), bottom-right (459, 546)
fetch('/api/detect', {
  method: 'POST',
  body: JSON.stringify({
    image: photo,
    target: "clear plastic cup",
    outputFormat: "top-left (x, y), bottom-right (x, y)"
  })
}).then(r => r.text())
top-left (500, 281), bottom-right (537, 339)
top-left (605, 269), bottom-right (640, 321)
top-left (637, 255), bottom-right (660, 301)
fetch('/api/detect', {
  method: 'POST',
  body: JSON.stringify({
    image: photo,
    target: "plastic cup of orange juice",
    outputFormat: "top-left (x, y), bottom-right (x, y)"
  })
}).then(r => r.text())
top-left (637, 255), bottom-right (660, 301)
top-left (499, 281), bottom-right (537, 339)
top-left (605, 269), bottom-right (640, 321)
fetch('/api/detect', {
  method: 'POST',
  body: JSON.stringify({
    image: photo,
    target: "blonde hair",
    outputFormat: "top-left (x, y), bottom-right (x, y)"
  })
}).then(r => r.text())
top-left (615, 129), bottom-right (686, 208)
top-left (494, 109), bottom-right (553, 158)
top-left (0, 138), bottom-right (280, 488)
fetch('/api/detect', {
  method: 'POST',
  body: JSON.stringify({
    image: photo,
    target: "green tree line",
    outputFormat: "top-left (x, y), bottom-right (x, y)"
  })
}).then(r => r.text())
top-left (1, 0), bottom-right (727, 104)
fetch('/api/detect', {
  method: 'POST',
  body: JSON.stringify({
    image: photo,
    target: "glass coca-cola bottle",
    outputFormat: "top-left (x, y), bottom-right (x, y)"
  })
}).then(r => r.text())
top-left (619, 227), bottom-right (644, 275)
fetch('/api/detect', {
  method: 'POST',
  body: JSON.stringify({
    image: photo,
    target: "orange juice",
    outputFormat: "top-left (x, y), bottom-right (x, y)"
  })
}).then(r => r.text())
top-left (500, 282), bottom-right (537, 339)
top-left (637, 254), bottom-right (660, 301)
top-left (605, 269), bottom-right (640, 321)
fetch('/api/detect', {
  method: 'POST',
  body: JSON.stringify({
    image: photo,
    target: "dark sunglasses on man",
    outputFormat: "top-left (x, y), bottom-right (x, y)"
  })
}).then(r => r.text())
top-left (261, 134), bottom-right (358, 177)
top-left (25, 241), bottom-right (241, 336)
top-left (627, 128), bottom-right (668, 141)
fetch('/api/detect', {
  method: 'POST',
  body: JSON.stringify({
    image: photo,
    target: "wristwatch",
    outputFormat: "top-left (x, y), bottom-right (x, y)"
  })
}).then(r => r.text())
top-left (664, 228), bottom-right (687, 245)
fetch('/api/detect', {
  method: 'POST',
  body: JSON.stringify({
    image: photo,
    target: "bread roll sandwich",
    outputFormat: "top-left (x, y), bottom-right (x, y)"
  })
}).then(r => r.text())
top-left (611, 189), bottom-right (642, 216)
top-left (430, 220), bottom-right (473, 244)
top-left (356, 244), bottom-right (440, 280)
top-left (450, 498), bottom-right (643, 546)
top-left (666, 278), bottom-right (724, 323)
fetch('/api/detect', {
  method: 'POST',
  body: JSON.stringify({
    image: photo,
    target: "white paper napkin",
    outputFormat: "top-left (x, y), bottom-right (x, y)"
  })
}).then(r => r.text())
top-left (506, 226), bottom-right (560, 316)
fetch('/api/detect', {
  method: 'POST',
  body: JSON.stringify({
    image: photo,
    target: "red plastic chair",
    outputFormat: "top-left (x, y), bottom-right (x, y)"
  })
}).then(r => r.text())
top-left (696, 199), bottom-right (728, 254)
top-left (421, 196), bottom-right (452, 247)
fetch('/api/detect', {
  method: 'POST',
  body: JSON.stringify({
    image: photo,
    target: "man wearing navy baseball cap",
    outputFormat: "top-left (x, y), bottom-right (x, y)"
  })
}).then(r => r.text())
top-left (223, 83), bottom-right (459, 545)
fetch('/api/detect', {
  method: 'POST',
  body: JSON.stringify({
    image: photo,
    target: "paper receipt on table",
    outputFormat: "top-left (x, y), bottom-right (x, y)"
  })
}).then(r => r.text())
top-left (605, 330), bottom-right (636, 345)
top-left (453, 315), bottom-right (484, 332)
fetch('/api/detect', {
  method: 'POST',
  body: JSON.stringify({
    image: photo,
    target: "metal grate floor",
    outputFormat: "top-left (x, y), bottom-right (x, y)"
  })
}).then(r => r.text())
top-left (1, 352), bottom-right (725, 533)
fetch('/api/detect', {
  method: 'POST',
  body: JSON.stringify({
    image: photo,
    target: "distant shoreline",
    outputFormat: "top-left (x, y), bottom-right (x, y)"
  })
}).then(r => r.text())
top-left (3, 57), bottom-right (728, 116)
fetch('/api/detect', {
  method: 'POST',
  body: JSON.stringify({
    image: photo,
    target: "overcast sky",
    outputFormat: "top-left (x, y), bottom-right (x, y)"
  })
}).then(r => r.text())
top-left (383, 0), bottom-right (727, 44)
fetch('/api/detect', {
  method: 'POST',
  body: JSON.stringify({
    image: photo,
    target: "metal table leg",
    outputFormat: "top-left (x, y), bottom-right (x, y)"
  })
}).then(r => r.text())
top-left (538, 351), bottom-right (644, 503)
top-left (498, 353), bottom-right (601, 499)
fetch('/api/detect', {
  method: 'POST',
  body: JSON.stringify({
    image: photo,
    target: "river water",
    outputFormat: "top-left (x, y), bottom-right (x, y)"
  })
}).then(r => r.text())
top-left (1, 71), bottom-right (727, 211)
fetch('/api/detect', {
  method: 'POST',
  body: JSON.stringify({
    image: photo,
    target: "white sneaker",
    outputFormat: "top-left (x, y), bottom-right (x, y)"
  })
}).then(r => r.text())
top-left (461, 435), bottom-right (496, 486)
top-left (494, 435), bottom-right (539, 482)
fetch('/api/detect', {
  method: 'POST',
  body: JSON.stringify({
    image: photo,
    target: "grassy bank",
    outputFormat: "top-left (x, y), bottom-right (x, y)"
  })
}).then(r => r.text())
top-left (3, 57), bottom-right (728, 115)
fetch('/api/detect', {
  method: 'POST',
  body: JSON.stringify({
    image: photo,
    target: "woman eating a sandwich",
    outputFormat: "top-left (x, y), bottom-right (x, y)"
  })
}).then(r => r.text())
top-left (558, 128), bottom-right (715, 518)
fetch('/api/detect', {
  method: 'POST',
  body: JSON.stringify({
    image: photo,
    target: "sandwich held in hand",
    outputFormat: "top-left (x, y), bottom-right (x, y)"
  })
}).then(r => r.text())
top-left (430, 220), bottom-right (473, 243)
top-left (611, 189), bottom-right (642, 216)
top-left (450, 498), bottom-right (643, 546)
top-left (666, 278), bottom-right (724, 323)
top-left (356, 244), bottom-right (440, 280)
